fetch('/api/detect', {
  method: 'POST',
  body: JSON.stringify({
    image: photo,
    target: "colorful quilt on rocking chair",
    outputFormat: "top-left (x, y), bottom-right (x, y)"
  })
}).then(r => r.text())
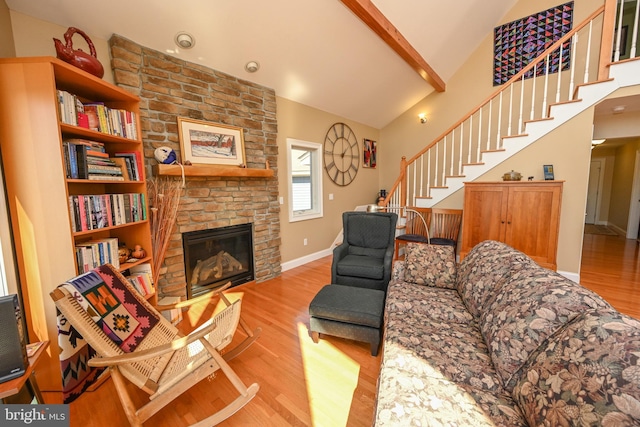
top-left (57, 264), bottom-right (159, 403)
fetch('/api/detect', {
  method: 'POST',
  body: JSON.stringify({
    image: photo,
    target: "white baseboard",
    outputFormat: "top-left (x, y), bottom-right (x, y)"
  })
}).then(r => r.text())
top-left (557, 270), bottom-right (580, 284)
top-left (281, 248), bottom-right (333, 272)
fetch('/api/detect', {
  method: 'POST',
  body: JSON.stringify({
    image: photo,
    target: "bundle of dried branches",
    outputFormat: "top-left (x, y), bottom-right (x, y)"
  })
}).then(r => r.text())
top-left (148, 177), bottom-right (182, 286)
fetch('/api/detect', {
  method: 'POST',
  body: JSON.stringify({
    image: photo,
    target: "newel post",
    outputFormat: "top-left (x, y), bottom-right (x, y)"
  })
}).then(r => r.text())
top-left (400, 156), bottom-right (407, 207)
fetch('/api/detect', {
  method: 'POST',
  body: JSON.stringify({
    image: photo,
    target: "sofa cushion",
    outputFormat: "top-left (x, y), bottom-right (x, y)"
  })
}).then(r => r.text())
top-left (456, 240), bottom-right (533, 319)
top-left (384, 313), bottom-right (503, 393)
top-left (403, 242), bottom-right (456, 289)
top-left (336, 254), bottom-right (385, 280)
top-left (375, 340), bottom-right (528, 426)
top-left (513, 308), bottom-right (640, 426)
top-left (386, 281), bottom-right (474, 324)
top-left (481, 267), bottom-right (611, 391)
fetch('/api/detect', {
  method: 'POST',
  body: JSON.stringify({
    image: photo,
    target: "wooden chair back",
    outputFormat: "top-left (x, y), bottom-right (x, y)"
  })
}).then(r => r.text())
top-left (430, 208), bottom-right (463, 242)
top-left (404, 207), bottom-right (431, 238)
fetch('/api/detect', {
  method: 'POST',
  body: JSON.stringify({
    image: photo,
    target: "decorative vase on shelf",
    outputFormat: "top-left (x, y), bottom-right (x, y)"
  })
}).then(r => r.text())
top-left (53, 27), bottom-right (104, 79)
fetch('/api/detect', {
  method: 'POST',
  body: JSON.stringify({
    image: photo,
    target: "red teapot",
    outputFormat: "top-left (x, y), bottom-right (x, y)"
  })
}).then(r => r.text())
top-left (53, 27), bottom-right (104, 78)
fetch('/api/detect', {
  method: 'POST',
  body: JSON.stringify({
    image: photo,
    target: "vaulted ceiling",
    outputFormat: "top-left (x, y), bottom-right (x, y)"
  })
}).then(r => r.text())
top-left (6, 0), bottom-right (519, 128)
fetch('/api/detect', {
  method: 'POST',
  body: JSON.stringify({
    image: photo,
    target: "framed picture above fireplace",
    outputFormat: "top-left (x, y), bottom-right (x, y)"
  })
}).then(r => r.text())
top-left (178, 117), bottom-right (246, 166)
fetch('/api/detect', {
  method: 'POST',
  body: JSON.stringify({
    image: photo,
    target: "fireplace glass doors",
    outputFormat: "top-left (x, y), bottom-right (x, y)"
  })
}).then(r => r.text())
top-left (182, 223), bottom-right (254, 298)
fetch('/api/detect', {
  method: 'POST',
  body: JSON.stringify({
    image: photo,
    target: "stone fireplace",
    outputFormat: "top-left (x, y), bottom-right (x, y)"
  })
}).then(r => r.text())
top-left (183, 223), bottom-right (254, 298)
top-left (109, 35), bottom-right (282, 299)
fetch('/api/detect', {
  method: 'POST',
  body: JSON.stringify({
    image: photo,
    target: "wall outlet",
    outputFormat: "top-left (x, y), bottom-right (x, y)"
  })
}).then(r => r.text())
top-left (303, 238), bottom-right (308, 246)
top-left (329, 193), bottom-right (334, 200)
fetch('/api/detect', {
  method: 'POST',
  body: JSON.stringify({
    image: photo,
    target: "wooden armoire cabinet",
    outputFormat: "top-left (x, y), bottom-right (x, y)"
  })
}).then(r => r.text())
top-left (460, 181), bottom-right (563, 270)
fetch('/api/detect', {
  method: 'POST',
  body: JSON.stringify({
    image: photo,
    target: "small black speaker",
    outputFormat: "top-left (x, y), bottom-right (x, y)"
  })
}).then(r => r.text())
top-left (0, 294), bottom-right (28, 383)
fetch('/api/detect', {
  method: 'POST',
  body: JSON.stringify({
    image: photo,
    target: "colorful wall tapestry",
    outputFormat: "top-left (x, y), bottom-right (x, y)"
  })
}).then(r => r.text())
top-left (493, 2), bottom-right (574, 86)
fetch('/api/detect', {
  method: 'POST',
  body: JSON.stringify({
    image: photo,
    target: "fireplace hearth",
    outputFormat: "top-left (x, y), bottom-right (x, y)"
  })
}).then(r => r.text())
top-left (182, 223), bottom-right (254, 298)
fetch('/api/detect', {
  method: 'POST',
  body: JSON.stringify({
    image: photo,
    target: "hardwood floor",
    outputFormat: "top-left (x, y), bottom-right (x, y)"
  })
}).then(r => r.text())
top-left (59, 234), bottom-right (640, 426)
top-left (580, 232), bottom-right (640, 319)
top-left (64, 256), bottom-right (381, 427)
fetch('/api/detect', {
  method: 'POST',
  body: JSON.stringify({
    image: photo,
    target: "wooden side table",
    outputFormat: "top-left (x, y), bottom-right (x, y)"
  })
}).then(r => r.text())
top-left (0, 340), bottom-right (49, 403)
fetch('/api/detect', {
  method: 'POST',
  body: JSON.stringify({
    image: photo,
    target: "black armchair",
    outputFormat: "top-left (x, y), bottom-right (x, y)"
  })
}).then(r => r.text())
top-left (331, 211), bottom-right (398, 291)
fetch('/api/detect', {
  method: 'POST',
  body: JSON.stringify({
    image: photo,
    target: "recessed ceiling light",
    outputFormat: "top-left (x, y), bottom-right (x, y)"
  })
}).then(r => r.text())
top-left (245, 61), bottom-right (260, 73)
top-left (175, 32), bottom-right (195, 49)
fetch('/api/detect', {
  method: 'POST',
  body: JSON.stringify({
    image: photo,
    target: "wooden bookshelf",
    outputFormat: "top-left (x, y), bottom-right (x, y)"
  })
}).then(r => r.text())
top-left (0, 57), bottom-right (155, 395)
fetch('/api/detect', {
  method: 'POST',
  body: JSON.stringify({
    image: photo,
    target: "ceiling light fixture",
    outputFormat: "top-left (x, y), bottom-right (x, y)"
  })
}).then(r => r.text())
top-left (245, 61), bottom-right (260, 73)
top-left (175, 32), bottom-right (195, 49)
top-left (612, 105), bottom-right (626, 114)
top-left (418, 113), bottom-right (427, 124)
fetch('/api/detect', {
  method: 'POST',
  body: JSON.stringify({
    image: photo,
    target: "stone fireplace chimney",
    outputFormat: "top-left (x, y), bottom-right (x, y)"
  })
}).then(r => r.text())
top-left (109, 35), bottom-right (281, 299)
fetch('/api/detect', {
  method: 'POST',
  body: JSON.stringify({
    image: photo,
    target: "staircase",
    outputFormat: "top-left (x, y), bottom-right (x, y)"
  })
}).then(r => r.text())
top-left (384, 1), bottom-right (640, 209)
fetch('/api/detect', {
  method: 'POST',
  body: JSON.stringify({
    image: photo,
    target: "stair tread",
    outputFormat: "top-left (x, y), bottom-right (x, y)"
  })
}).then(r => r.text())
top-left (502, 133), bottom-right (528, 139)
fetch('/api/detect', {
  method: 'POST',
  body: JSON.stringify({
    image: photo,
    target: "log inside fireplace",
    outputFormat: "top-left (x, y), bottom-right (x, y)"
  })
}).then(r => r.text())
top-left (182, 223), bottom-right (254, 298)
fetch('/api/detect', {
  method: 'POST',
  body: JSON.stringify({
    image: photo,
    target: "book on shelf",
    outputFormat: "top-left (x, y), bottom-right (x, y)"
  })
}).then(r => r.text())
top-left (88, 175), bottom-right (125, 181)
top-left (111, 157), bottom-right (130, 180)
top-left (69, 193), bottom-right (147, 232)
top-left (126, 263), bottom-right (154, 296)
top-left (26, 341), bottom-right (45, 358)
top-left (114, 152), bottom-right (141, 181)
top-left (87, 165), bottom-right (123, 175)
top-left (57, 92), bottom-right (138, 139)
top-left (75, 237), bottom-right (119, 273)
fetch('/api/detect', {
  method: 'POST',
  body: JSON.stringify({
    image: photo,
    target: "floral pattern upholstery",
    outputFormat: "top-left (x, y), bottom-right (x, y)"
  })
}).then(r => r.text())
top-left (404, 242), bottom-right (457, 289)
top-left (387, 275), bottom-right (474, 324)
top-left (513, 308), bottom-right (640, 426)
top-left (376, 341), bottom-right (527, 426)
top-left (384, 311), bottom-right (502, 393)
top-left (456, 240), bottom-right (534, 319)
top-left (480, 267), bottom-right (612, 391)
top-left (375, 240), bottom-right (640, 427)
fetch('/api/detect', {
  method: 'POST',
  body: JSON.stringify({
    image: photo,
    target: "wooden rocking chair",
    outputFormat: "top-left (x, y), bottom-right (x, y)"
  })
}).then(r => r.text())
top-left (50, 264), bottom-right (259, 427)
top-left (154, 281), bottom-right (262, 362)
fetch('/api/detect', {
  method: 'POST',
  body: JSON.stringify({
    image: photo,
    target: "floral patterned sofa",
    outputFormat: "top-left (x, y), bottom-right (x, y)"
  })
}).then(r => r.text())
top-left (374, 240), bottom-right (640, 426)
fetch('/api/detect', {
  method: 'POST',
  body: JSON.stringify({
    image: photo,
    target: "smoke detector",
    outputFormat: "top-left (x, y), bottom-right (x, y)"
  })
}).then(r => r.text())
top-left (175, 32), bottom-right (195, 49)
top-left (245, 61), bottom-right (260, 73)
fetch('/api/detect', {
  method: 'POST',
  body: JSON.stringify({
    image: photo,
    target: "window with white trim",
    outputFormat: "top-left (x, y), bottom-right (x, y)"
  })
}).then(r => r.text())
top-left (286, 138), bottom-right (323, 222)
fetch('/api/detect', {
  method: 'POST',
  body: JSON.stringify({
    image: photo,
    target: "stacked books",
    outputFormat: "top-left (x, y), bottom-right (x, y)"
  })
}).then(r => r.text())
top-left (63, 139), bottom-right (126, 181)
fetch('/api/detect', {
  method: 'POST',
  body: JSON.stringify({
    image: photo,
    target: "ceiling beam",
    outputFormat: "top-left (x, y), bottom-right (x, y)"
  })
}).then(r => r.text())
top-left (341, 0), bottom-right (445, 92)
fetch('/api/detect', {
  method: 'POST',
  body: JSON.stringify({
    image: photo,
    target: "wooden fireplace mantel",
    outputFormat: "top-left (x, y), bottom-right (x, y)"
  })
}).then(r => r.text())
top-left (153, 161), bottom-right (274, 178)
